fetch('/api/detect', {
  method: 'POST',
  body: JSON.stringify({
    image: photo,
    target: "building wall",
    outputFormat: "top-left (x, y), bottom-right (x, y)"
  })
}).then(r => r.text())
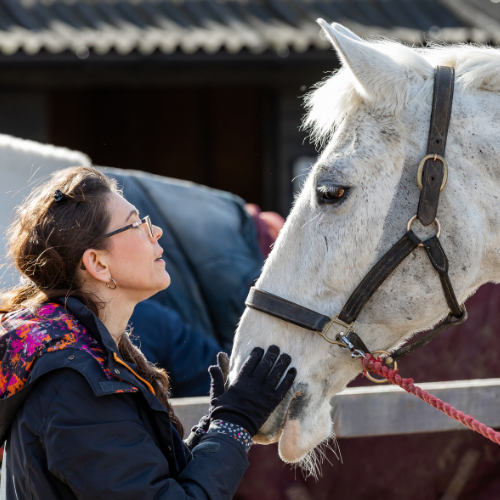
top-left (0, 91), bottom-right (47, 143)
top-left (277, 87), bottom-right (318, 213)
top-left (0, 54), bottom-right (335, 216)
top-left (47, 87), bottom-right (265, 207)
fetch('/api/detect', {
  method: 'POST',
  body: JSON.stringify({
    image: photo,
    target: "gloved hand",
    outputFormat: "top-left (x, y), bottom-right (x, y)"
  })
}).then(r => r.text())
top-left (208, 345), bottom-right (296, 436)
top-left (184, 352), bottom-right (231, 451)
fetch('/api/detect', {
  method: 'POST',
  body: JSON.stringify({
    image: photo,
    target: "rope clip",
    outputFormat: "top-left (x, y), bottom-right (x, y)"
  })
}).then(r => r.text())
top-left (338, 334), bottom-right (366, 359)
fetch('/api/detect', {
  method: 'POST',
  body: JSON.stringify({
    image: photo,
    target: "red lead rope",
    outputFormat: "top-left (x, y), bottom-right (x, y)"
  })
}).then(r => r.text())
top-left (362, 354), bottom-right (500, 445)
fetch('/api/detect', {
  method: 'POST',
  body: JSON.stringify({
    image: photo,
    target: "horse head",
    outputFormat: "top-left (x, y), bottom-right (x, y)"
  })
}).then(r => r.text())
top-left (230, 22), bottom-right (500, 467)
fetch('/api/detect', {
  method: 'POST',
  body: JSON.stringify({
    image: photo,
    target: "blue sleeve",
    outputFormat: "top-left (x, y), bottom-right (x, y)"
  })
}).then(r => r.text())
top-left (130, 300), bottom-right (222, 397)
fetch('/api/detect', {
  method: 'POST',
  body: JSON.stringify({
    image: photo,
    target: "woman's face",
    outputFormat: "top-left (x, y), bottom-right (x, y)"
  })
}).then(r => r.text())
top-left (102, 192), bottom-right (170, 301)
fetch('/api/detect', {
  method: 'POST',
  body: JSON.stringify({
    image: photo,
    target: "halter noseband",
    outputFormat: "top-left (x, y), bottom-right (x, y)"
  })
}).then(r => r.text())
top-left (245, 66), bottom-right (468, 381)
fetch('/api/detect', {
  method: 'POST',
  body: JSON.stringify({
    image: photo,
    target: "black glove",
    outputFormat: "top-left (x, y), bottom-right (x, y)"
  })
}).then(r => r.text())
top-left (208, 345), bottom-right (296, 436)
top-left (184, 412), bottom-right (211, 452)
top-left (185, 352), bottom-right (230, 451)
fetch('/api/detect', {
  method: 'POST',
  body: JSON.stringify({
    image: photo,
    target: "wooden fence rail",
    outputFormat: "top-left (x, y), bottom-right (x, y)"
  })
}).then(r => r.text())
top-left (171, 378), bottom-right (500, 437)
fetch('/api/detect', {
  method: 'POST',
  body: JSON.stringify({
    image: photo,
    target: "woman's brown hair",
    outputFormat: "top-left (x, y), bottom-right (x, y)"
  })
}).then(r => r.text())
top-left (0, 166), bottom-right (183, 436)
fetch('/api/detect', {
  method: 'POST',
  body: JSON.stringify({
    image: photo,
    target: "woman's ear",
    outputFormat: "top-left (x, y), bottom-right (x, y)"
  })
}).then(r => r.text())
top-left (81, 248), bottom-right (110, 284)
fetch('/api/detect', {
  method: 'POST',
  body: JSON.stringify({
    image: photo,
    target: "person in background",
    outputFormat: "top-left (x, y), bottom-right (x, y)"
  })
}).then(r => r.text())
top-left (244, 203), bottom-right (285, 259)
top-left (130, 300), bottom-right (222, 397)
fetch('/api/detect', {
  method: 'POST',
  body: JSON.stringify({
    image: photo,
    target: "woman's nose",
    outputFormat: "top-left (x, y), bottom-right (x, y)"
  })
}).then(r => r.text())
top-left (153, 224), bottom-right (162, 241)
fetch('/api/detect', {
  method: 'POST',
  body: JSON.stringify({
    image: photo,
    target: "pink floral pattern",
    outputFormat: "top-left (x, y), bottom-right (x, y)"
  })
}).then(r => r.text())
top-left (0, 303), bottom-right (138, 399)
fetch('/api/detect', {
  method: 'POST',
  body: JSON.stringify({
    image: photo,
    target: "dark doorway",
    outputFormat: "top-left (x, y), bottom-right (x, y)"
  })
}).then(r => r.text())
top-left (48, 87), bottom-right (264, 206)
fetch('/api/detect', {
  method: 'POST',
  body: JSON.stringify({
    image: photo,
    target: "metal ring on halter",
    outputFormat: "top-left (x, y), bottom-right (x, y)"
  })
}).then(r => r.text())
top-left (318, 315), bottom-right (353, 347)
top-left (365, 349), bottom-right (398, 384)
top-left (417, 154), bottom-right (448, 192)
top-left (106, 278), bottom-right (117, 290)
top-left (407, 215), bottom-right (440, 247)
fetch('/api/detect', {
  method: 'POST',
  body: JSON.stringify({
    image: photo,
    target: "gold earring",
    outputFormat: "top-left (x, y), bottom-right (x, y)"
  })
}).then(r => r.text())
top-left (106, 278), bottom-right (117, 289)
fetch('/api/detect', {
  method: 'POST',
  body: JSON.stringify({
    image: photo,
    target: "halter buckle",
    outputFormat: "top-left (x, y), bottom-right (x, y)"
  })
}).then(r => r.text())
top-left (417, 154), bottom-right (448, 192)
top-left (318, 315), bottom-right (356, 347)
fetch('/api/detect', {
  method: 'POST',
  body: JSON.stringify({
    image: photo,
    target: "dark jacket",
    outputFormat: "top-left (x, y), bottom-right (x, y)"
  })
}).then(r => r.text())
top-left (102, 168), bottom-right (264, 351)
top-left (130, 300), bottom-right (222, 398)
top-left (0, 298), bottom-right (248, 500)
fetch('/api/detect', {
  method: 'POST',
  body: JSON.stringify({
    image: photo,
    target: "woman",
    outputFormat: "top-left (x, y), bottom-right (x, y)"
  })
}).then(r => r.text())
top-left (0, 166), bottom-right (296, 499)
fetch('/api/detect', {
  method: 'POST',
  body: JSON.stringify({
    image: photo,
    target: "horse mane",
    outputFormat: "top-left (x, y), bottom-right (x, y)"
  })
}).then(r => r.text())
top-left (304, 41), bottom-right (500, 147)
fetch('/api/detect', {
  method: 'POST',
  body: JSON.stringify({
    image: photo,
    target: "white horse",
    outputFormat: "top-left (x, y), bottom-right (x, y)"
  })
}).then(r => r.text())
top-left (229, 21), bottom-right (500, 467)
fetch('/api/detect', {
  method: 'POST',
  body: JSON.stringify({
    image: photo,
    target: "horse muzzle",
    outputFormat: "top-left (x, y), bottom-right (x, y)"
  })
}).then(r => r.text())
top-left (253, 385), bottom-right (311, 448)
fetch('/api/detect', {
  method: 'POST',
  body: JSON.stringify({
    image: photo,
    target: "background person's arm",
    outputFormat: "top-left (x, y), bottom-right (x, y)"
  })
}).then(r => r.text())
top-left (130, 300), bottom-right (222, 397)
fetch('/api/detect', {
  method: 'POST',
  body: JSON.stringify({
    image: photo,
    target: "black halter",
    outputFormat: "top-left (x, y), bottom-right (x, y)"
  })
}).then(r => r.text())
top-left (245, 67), bottom-right (467, 372)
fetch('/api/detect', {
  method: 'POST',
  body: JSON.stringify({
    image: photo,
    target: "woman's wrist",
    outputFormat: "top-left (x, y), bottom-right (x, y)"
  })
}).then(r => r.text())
top-left (209, 410), bottom-right (256, 436)
top-left (206, 419), bottom-right (253, 453)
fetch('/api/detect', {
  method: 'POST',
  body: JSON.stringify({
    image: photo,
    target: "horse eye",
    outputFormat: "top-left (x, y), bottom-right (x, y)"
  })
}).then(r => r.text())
top-left (316, 185), bottom-right (347, 204)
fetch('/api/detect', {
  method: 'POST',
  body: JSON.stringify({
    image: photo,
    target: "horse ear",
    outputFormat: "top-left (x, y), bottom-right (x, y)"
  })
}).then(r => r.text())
top-left (327, 23), bottom-right (363, 43)
top-left (317, 20), bottom-right (430, 106)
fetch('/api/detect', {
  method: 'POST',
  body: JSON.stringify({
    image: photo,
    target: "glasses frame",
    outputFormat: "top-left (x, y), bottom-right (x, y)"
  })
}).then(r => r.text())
top-left (96, 215), bottom-right (154, 242)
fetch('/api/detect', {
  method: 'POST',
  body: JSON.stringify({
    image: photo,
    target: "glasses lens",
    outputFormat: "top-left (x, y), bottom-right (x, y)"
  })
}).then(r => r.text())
top-left (145, 216), bottom-right (153, 238)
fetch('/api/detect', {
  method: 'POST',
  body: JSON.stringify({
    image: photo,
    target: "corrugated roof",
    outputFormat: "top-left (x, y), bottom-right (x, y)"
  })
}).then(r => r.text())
top-left (0, 0), bottom-right (495, 56)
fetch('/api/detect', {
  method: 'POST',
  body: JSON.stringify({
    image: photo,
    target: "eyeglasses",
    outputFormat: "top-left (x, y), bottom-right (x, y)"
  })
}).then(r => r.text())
top-left (96, 215), bottom-right (154, 242)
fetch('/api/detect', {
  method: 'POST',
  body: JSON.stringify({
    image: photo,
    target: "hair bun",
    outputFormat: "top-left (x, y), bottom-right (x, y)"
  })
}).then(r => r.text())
top-left (53, 190), bottom-right (65, 202)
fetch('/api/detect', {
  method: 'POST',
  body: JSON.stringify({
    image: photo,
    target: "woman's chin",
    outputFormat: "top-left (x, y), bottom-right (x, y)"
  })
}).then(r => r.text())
top-left (156, 270), bottom-right (171, 290)
top-left (140, 274), bottom-right (171, 300)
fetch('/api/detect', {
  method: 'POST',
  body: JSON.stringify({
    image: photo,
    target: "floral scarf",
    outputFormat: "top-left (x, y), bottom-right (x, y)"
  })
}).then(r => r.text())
top-left (0, 303), bottom-right (138, 399)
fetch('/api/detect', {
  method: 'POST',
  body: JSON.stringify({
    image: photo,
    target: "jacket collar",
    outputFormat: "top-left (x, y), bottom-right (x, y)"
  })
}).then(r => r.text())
top-left (56, 297), bottom-right (119, 355)
top-left (56, 297), bottom-right (159, 403)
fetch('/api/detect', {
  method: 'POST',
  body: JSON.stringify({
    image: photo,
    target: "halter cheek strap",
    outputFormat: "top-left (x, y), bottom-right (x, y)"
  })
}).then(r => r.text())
top-left (418, 66), bottom-right (455, 226)
top-left (335, 230), bottom-right (421, 326)
top-left (245, 66), bottom-right (467, 369)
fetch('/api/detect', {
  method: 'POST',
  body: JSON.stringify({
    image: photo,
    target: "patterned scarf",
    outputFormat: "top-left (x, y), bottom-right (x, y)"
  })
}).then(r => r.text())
top-left (0, 303), bottom-right (138, 399)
